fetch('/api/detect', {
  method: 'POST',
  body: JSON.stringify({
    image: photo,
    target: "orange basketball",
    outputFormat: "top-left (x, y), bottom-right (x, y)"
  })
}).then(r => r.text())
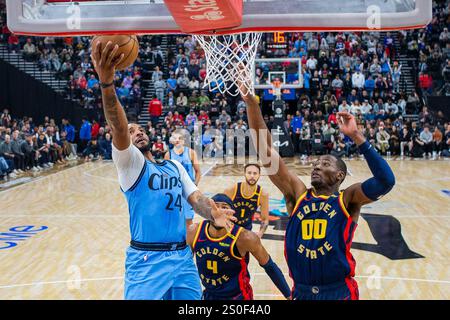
top-left (91, 35), bottom-right (139, 71)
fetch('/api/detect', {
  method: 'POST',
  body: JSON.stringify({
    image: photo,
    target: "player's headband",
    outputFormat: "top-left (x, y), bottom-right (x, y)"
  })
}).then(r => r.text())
top-left (211, 194), bottom-right (233, 209)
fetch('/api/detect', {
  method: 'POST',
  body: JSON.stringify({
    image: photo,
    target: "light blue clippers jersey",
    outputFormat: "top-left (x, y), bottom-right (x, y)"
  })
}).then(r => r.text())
top-left (170, 147), bottom-right (195, 182)
top-left (123, 160), bottom-right (186, 243)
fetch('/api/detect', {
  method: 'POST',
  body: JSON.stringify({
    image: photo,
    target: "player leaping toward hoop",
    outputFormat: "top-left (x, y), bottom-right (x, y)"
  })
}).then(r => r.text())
top-left (240, 86), bottom-right (395, 300)
top-left (92, 41), bottom-right (236, 300)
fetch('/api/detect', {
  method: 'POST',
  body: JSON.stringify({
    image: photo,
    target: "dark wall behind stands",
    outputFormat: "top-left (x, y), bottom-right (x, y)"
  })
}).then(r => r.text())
top-left (0, 59), bottom-right (97, 128)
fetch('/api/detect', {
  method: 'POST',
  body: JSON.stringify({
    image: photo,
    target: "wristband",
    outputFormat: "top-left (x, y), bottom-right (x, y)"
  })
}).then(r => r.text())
top-left (100, 81), bottom-right (114, 89)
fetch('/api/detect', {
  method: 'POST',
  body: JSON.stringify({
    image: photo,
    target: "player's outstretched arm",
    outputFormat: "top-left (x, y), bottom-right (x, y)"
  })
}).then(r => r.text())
top-left (91, 41), bottom-right (129, 151)
top-left (257, 190), bottom-right (270, 238)
top-left (188, 191), bottom-right (237, 231)
top-left (242, 94), bottom-right (307, 213)
top-left (172, 159), bottom-right (237, 230)
top-left (237, 230), bottom-right (292, 299)
top-left (337, 112), bottom-right (396, 219)
top-left (191, 149), bottom-right (201, 186)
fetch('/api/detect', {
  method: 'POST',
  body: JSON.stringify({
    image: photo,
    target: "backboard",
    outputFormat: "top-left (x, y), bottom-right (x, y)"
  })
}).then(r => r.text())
top-left (254, 58), bottom-right (302, 90)
top-left (6, 0), bottom-right (433, 36)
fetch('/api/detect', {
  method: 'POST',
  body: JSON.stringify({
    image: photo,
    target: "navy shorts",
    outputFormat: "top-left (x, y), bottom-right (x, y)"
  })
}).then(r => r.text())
top-left (292, 278), bottom-right (359, 300)
top-left (202, 289), bottom-right (254, 301)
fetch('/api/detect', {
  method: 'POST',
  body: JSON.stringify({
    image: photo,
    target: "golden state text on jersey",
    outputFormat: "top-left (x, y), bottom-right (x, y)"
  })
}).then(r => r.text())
top-left (192, 221), bottom-right (253, 299)
top-left (231, 183), bottom-right (262, 230)
top-left (285, 189), bottom-right (357, 285)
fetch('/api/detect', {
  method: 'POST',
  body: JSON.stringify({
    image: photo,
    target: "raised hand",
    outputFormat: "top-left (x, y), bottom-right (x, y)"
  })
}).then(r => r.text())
top-left (337, 111), bottom-right (365, 145)
top-left (90, 40), bottom-right (124, 84)
top-left (210, 199), bottom-right (237, 232)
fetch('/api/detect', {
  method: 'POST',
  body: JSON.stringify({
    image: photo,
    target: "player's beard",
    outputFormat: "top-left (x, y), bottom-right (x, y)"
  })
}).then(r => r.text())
top-left (137, 141), bottom-right (151, 153)
top-left (245, 178), bottom-right (258, 186)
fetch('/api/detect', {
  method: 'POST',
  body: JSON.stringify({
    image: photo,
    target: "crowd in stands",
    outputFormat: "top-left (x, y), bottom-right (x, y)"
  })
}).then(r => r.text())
top-left (143, 1), bottom-right (449, 161)
top-left (0, 108), bottom-right (113, 180)
top-left (398, 0), bottom-right (450, 96)
top-left (0, 0), bottom-right (449, 182)
top-left (0, 1), bottom-right (160, 120)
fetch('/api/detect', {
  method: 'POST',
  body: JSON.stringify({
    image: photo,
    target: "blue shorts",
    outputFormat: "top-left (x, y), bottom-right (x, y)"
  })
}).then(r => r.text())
top-left (124, 246), bottom-right (202, 300)
top-left (183, 197), bottom-right (195, 221)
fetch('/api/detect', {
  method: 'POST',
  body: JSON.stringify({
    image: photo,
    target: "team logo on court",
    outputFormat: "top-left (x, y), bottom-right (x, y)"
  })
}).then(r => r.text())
top-left (0, 225), bottom-right (48, 250)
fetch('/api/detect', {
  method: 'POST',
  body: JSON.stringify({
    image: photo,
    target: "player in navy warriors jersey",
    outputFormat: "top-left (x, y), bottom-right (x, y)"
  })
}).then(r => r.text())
top-left (92, 41), bottom-right (236, 300)
top-left (241, 89), bottom-right (395, 300)
top-left (187, 194), bottom-right (291, 300)
top-left (223, 164), bottom-right (270, 238)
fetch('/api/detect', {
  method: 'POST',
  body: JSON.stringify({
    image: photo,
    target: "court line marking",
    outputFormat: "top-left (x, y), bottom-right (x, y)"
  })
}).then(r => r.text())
top-left (0, 215), bottom-right (126, 218)
top-left (201, 161), bottom-right (218, 177)
top-left (82, 162), bottom-right (117, 182)
top-left (0, 277), bottom-right (124, 289)
top-left (1, 273), bottom-right (449, 290)
top-left (252, 273), bottom-right (450, 284)
top-left (0, 163), bottom-right (88, 194)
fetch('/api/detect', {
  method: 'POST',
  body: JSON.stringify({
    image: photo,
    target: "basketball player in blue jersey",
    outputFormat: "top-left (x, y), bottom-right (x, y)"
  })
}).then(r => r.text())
top-left (241, 90), bottom-right (395, 300)
top-left (91, 41), bottom-right (236, 300)
top-left (224, 164), bottom-right (269, 238)
top-left (165, 132), bottom-right (201, 226)
top-left (187, 194), bottom-right (291, 300)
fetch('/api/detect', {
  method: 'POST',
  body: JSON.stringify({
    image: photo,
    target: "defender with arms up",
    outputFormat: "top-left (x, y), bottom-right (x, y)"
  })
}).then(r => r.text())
top-left (187, 194), bottom-right (291, 300)
top-left (241, 90), bottom-right (395, 300)
top-left (91, 41), bottom-right (236, 300)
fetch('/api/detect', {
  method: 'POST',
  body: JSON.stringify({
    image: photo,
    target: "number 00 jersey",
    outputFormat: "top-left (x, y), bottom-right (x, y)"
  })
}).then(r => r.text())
top-left (231, 183), bottom-right (262, 230)
top-left (192, 221), bottom-right (253, 300)
top-left (285, 189), bottom-right (357, 286)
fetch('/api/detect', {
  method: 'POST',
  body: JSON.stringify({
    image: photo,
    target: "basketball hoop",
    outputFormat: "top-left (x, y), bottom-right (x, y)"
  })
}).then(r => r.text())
top-left (193, 33), bottom-right (263, 97)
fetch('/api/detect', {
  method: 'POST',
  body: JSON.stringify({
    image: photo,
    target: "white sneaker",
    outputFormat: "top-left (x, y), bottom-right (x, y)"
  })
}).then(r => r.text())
top-left (12, 169), bottom-right (19, 174)
top-left (47, 162), bottom-right (54, 167)
top-left (31, 167), bottom-right (39, 172)
top-left (43, 163), bottom-right (50, 168)
top-left (37, 166), bottom-right (43, 170)
top-left (9, 173), bottom-right (17, 179)
top-left (17, 169), bottom-right (24, 174)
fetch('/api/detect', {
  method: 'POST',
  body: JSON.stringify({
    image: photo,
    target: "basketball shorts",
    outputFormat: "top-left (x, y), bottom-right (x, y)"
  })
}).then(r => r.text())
top-left (202, 288), bottom-right (254, 300)
top-left (183, 197), bottom-right (195, 220)
top-left (124, 246), bottom-right (202, 300)
top-left (292, 278), bottom-right (359, 300)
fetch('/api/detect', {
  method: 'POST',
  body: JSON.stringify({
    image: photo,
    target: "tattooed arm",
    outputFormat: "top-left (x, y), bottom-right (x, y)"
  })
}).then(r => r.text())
top-left (91, 40), bottom-right (130, 150)
top-left (188, 191), bottom-right (236, 231)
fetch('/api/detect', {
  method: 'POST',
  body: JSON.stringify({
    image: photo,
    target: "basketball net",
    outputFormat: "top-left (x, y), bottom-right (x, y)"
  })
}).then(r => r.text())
top-left (193, 33), bottom-right (262, 97)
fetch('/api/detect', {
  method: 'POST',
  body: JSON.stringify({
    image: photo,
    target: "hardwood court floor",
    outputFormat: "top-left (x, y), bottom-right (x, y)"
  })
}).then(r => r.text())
top-left (0, 158), bottom-right (449, 300)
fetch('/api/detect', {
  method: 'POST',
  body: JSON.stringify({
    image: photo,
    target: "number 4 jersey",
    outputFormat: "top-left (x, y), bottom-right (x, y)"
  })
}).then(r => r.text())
top-left (192, 221), bottom-right (253, 300)
top-left (285, 189), bottom-right (358, 286)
